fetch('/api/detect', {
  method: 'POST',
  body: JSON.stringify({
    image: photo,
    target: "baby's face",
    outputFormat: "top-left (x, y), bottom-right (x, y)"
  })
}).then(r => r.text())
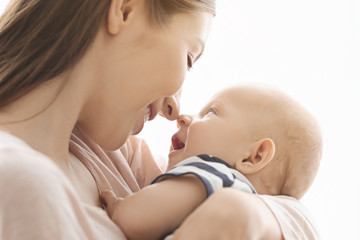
top-left (168, 87), bottom-right (258, 168)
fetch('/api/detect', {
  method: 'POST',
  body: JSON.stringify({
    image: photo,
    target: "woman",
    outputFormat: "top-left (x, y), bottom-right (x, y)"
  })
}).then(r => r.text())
top-left (0, 0), bottom-right (318, 239)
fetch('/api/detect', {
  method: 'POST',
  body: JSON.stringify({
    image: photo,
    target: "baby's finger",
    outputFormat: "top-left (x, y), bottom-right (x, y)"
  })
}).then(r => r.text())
top-left (101, 190), bottom-right (117, 207)
top-left (101, 191), bottom-right (123, 217)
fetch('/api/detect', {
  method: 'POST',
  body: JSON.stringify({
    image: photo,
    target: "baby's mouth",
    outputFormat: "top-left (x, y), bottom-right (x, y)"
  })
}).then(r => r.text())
top-left (171, 134), bottom-right (185, 150)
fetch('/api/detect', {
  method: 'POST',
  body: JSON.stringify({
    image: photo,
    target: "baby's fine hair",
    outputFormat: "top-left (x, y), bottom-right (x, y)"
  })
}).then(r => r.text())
top-left (238, 83), bottom-right (322, 199)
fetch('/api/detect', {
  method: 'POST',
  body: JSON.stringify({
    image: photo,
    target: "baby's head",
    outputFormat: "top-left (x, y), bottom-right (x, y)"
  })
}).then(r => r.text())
top-left (169, 83), bottom-right (322, 199)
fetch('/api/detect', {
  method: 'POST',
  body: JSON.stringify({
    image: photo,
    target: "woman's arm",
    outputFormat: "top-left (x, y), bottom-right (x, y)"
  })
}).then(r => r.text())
top-left (102, 175), bottom-right (207, 240)
top-left (171, 188), bottom-right (283, 240)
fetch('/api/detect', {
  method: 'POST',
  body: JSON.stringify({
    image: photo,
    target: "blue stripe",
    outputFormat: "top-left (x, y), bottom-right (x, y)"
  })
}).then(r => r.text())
top-left (184, 162), bottom-right (234, 188)
top-left (197, 154), bottom-right (234, 169)
top-left (151, 172), bottom-right (214, 197)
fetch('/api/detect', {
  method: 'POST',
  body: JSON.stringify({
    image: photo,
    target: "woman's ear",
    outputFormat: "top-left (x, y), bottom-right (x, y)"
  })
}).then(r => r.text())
top-left (235, 138), bottom-right (275, 174)
top-left (107, 0), bottom-right (132, 35)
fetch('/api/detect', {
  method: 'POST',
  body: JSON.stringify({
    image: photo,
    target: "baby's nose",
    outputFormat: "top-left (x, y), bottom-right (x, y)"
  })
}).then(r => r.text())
top-left (176, 114), bottom-right (192, 128)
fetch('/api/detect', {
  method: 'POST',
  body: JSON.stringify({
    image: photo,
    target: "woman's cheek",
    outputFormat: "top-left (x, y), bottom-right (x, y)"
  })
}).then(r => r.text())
top-left (160, 53), bottom-right (187, 96)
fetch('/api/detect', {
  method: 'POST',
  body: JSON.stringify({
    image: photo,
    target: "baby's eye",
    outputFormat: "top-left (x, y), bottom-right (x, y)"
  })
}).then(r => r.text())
top-left (187, 53), bottom-right (194, 71)
top-left (204, 107), bottom-right (217, 116)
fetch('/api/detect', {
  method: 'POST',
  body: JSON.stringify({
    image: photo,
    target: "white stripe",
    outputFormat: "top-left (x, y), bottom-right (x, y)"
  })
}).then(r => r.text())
top-left (168, 156), bottom-right (256, 194)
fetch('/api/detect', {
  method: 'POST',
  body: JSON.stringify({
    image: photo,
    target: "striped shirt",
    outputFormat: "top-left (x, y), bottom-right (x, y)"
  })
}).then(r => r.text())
top-left (152, 154), bottom-right (256, 197)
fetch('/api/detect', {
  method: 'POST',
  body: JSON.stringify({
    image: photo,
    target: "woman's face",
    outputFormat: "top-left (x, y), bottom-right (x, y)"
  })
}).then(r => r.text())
top-left (80, 6), bottom-right (213, 150)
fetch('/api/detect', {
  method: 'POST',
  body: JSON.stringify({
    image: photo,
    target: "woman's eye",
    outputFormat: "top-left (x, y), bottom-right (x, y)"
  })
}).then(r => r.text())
top-left (187, 53), bottom-right (193, 71)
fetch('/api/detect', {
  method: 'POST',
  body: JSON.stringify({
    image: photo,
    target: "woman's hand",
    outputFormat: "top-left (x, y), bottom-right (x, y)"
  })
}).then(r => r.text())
top-left (171, 188), bottom-right (282, 240)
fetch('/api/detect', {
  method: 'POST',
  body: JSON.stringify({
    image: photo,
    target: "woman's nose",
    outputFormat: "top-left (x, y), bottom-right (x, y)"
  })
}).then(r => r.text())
top-left (161, 91), bottom-right (181, 121)
top-left (177, 114), bottom-right (192, 128)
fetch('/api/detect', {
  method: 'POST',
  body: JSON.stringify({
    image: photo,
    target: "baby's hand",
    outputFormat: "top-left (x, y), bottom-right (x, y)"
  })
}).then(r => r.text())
top-left (101, 191), bottom-right (123, 219)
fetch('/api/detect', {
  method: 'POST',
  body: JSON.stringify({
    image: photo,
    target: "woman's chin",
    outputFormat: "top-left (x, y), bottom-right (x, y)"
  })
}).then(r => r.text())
top-left (96, 133), bottom-right (128, 151)
top-left (132, 124), bottom-right (144, 135)
top-left (131, 116), bottom-right (146, 135)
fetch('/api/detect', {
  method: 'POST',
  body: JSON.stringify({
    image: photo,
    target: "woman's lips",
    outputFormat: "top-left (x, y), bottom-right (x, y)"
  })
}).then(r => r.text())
top-left (145, 106), bottom-right (151, 122)
top-left (144, 104), bottom-right (157, 123)
top-left (148, 104), bottom-right (157, 121)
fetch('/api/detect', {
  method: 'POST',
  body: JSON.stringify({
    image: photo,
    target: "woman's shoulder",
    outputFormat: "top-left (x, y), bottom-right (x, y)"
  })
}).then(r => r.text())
top-left (0, 131), bottom-right (107, 239)
top-left (0, 131), bottom-right (55, 165)
top-left (258, 195), bottom-right (320, 239)
top-left (0, 131), bottom-right (69, 191)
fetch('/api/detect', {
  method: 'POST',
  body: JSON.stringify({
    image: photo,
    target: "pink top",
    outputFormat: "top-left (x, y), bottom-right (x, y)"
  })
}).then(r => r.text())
top-left (0, 127), bottom-right (319, 239)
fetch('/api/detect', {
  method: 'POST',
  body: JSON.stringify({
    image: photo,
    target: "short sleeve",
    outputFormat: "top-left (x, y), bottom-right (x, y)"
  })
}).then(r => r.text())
top-left (152, 155), bottom-right (256, 197)
top-left (258, 195), bottom-right (319, 240)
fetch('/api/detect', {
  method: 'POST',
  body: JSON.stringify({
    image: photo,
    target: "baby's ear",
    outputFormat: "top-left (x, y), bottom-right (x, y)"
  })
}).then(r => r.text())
top-left (235, 138), bottom-right (275, 174)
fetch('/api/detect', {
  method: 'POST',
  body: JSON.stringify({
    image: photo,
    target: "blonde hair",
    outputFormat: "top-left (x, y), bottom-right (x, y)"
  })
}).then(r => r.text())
top-left (237, 83), bottom-right (322, 199)
top-left (274, 105), bottom-right (323, 199)
top-left (258, 86), bottom-right (322, 199)
top-left (0, 0), bottom-right (216, 108)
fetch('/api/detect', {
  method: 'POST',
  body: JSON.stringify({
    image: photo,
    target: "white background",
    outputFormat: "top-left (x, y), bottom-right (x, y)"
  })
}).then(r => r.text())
top-left (1, 1), bottom-right (359, 239)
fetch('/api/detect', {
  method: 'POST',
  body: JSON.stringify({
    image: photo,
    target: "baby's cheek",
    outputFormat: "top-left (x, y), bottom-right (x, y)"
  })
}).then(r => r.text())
top-left (190, 128), bottom-right (214, 150)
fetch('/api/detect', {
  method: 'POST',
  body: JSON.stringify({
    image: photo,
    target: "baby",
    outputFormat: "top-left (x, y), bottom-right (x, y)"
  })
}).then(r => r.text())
top-left (102, 83), bottom-right (323, 240)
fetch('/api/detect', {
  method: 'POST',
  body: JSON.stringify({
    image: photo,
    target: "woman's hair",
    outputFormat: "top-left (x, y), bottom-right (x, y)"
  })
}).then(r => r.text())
top-left (0, 0), bottom-right (216, 109)
top-left (147, 0), bottom-right (216, 27)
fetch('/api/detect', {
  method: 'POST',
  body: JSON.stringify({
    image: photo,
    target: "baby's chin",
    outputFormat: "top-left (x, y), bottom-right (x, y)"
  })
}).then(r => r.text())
top-left (168, 152), bottom-right (189, 168)
top-left (168, 150), bottom-right (201, 169)
top-left (167, 154), bottom-right (183, 169)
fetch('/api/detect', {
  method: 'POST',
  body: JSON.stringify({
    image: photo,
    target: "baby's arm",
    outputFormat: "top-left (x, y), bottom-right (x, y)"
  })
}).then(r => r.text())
top-left (102, 175), bottom-right (206, 240)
